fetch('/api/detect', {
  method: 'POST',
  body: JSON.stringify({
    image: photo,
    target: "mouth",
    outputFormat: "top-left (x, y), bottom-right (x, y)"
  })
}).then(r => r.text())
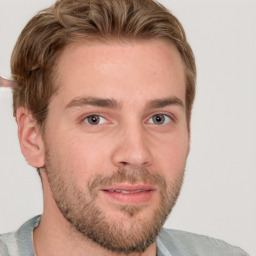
top-left (101, 184), bottom-right (156, 205)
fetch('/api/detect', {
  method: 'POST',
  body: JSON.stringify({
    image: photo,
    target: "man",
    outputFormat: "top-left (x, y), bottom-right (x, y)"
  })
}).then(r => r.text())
top-left (0, 0), bottom-right (249, 255)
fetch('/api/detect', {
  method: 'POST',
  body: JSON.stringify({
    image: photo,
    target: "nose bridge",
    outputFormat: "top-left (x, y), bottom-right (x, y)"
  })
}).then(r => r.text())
top-left (111, 120), bottom-right (153, 168)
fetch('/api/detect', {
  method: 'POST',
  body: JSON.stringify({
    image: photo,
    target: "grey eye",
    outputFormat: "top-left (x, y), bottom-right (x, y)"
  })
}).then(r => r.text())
top-left (152, 114), bottom-right (165, 124)
top-left (149, 114), bottom-right (171, 125)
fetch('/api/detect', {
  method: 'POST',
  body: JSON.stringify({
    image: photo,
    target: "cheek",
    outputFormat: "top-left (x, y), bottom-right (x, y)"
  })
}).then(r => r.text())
top-left (154, 135), bottom-right (189, 179)
top-left (49, 132), bottom-right (114, 181)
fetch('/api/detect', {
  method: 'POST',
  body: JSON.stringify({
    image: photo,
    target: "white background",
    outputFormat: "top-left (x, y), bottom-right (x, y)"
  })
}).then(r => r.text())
top-left (0, 0), bottom-right (255, 255)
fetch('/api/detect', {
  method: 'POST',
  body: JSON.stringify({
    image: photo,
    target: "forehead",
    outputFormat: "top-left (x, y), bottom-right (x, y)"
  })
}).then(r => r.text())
top-left (53, 39), bottom-right (186, 104)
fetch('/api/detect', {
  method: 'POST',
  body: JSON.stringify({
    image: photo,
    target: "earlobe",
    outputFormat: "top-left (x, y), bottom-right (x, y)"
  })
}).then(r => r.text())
top-left (16, 107), bottom-right (45, 168)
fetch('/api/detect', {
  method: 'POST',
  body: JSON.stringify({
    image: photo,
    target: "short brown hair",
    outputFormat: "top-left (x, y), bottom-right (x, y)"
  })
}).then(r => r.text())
top-left (11, 0), bottom-right (196, 127)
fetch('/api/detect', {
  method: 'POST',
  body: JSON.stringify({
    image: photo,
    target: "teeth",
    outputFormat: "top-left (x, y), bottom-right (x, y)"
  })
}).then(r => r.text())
top-left (108, 189), bottom-right (144, 194)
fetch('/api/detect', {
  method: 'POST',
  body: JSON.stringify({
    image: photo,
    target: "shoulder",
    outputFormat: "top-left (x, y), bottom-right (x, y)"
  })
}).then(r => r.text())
top-left (0, 232), bottom-right (17, 256)
top-left (0, 237), bottom-right (9, 255)
top-left (157, 228), bottom-right (249, 256)
top-left (0, 215), bottom-right (41, 256)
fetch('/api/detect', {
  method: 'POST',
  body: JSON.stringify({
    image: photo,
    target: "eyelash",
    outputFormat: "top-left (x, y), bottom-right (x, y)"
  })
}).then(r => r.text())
top-left (83, 114), bottom-right (108, 126)
top-left (81, 113), bottom-right (175, 127)
top-left (147, 114), bottom-right (173, 125)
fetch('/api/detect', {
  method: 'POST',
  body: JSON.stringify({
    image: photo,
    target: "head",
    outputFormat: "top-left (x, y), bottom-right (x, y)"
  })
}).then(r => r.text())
top-left (12, 0), bottom-right (196, 254)
top-left (12, 0), bottom-right (196, 128)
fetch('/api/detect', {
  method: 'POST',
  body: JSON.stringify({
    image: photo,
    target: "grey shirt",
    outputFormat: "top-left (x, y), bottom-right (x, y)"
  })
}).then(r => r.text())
top-left (0, 216), bottom-right (249, 256)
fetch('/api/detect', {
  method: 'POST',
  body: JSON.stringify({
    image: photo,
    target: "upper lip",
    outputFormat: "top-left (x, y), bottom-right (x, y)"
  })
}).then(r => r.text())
top-left (101, 184), bottom-right (156, 192)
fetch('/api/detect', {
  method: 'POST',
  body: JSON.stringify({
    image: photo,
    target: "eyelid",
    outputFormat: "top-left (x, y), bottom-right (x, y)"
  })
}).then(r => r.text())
top-left (148, 114), bottom-right (170, 125)
top-left (79, 112), bottom-right (175, 127)
top-left (81, 113), bottom-right (111, 126)
top-left (84, 115), bottom-right (107, 125)
top-left (146, 113), bottom-right (175, 124)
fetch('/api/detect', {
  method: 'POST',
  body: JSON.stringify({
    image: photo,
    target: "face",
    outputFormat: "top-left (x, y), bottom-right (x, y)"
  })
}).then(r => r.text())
top-left (43, 40), bottom-right (189, 253)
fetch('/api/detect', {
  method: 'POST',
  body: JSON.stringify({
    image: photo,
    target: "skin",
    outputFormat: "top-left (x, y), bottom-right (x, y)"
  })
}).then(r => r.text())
top-left (17, 39), bottom-right (190, 256)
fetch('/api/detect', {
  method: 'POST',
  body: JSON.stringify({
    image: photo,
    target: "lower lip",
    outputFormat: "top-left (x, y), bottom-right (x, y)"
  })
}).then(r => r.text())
top-left (102, 190), bottom-right (154, 204)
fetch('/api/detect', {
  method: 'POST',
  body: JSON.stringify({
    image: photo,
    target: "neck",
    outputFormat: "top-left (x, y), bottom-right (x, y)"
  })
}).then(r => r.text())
top-left (33, 170), bottom-right (157, 256)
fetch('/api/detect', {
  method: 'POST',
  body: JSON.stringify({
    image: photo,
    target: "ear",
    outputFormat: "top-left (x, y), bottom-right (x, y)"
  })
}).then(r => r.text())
top-left (187, 142), bottom-right (190, 157)
top-left (186, 132), bottom-right (191, 157)
top-left (16, 107), bottom-right (45, 168)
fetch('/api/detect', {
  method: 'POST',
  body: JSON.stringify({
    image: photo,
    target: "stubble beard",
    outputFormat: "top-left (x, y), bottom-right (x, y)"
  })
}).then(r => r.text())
top-left (46, 153), bottom-right (184, 254)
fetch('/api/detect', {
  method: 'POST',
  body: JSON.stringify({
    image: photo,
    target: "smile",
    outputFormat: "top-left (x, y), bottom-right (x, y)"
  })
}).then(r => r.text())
top-left (107, 189), bottom-right (147, 193)
top-left (101, 184), bottom-right (156, 204)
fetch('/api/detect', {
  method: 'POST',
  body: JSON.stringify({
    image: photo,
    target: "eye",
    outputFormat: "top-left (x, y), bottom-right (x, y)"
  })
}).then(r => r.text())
top-left (84, 115), bottom-right (107, 125)
top-left (148, 114), bottom-right (171, 125)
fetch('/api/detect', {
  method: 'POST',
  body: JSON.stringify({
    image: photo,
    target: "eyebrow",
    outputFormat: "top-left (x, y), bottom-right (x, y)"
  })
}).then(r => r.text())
top-left (65, 96), bottom-right (184, 110)
top-left (65, 97), bottom-right (121, 109)
top-left (146, 97), bottom-right (184, 109)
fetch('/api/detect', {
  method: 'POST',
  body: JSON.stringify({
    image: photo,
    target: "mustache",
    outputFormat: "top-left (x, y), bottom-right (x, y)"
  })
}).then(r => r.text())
top-left (88, 168), bottom-right (166, 195)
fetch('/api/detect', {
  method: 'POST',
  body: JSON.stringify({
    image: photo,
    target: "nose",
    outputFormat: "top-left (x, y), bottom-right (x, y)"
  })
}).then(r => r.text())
top-left (111, 124), bottom-right (153, 169)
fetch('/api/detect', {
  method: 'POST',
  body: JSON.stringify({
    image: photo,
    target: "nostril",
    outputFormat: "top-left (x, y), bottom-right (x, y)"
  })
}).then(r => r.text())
top-left (111, 139), bottom-right (153, 169)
